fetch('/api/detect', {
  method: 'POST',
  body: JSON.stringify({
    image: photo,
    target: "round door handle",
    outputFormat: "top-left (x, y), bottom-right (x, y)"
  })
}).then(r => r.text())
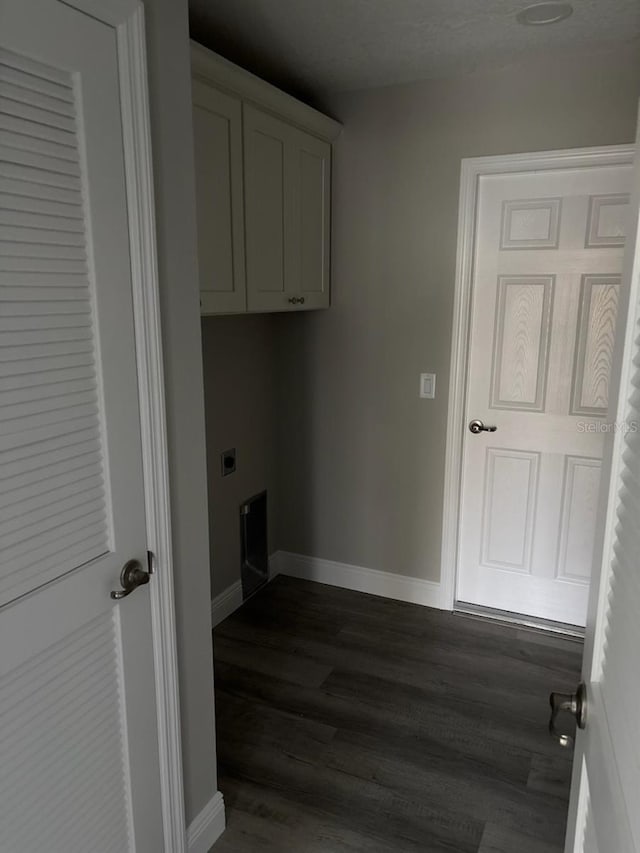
top-left (111, 559), bottom-right (150, 600)
top-left (469, 419), bottom-right (497, 434)
top-left (549, 682), bottom-right (587, 748)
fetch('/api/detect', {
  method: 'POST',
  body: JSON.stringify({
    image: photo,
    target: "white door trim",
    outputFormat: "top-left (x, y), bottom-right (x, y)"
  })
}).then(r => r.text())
top-left (441, 144), bottom-right (636, 614)
top-left (118, 8), bottom-right (187, 852)
top-left (61, 2), bottom-right (187, 850)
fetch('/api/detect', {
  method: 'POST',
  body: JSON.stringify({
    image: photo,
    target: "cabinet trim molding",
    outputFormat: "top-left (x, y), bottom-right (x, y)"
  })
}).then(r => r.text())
top-left (191, 41), bottom-right (342, 143)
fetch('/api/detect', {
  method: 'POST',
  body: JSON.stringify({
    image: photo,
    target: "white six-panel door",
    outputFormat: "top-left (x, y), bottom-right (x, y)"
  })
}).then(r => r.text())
top-left (458, 163), bottom-right (631, 626)
top-left (0, 2), bottom-right (164, 850)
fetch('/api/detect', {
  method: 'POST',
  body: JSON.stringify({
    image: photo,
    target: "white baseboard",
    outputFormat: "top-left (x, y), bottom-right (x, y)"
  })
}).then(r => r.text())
top-left (211, 552), bottom-right (443, 627)
top-left (187, 790), bottom-right (225, 853)
top-left (211, 555), bottom-right (281, 628)
top-left (269, 550), bottom-right (283, 579)
top-left (275, 551), bottom-right (443, 610)
top-left (211, 580), bottom-right (242, 628)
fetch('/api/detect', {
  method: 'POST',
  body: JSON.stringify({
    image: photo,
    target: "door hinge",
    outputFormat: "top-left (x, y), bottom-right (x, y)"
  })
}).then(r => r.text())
top-left (147, 550), bottom-right (156, 575)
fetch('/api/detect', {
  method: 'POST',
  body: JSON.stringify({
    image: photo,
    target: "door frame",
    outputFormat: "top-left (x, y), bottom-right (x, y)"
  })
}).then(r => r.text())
top-left (61, 1), bottom-right (187, 849)
top-left (440, 144), bottom-right (636, 618)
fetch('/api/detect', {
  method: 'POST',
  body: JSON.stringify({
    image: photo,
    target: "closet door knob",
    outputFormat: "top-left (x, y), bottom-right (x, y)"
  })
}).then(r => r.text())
top-left (111, 559), bottom-right (150, 600)
top-left (549, 683), bottom-right (587, 747)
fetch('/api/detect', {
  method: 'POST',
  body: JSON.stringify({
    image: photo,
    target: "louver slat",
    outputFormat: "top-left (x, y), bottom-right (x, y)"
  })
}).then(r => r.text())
top-left (0, 202), bottom-right (83, 230)
top-left (0, 96), bottom-right (77, 132)
top-left (0, 64), bottom-right (73, 103)
top-left (0, 452), bottom-right (103, 504)
top-left (0, 175), bottom-right (80, 204)
top-left (0, 144), bottom-right (81, 177)
top-left (0, 84), bottom-right (75, 119)
top-left (0, 224), bottom-right (84, 245)
top-left (0, 430), bottom-right (98, 473)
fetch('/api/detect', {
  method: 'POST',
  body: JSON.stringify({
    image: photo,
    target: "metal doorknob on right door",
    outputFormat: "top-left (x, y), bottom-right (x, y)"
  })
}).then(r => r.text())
top-left (549, 682), bottom-right (587, 747)
top-left (111, 559), bottom-right (150, 600)
top-left (469, 419), bottom-right (497, 434)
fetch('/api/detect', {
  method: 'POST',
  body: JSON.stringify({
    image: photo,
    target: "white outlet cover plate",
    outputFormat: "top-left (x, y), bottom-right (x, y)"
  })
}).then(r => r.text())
top-left (420, 373), bottom-right (436, 399)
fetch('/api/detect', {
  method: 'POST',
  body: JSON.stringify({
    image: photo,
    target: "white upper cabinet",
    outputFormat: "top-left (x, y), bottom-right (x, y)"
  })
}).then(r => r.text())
top-left (193, 81), bottom-right (246, 314)
top-left (191, 42), bottom-right (340, 315)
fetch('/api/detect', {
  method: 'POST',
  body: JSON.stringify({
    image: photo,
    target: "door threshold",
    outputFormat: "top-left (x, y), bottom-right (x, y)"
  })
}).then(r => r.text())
top-left (454, 601), bottom-right (585, 640)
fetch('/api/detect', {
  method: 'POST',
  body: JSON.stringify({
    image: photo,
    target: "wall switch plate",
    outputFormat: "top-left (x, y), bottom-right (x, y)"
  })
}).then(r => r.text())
top-left (420, 373), bottom-right (436, 399)
top-left (221, 448), bottom-right (236, 477)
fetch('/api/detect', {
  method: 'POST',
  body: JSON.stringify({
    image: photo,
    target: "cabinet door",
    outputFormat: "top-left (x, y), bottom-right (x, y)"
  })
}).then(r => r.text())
top-left (193, 81), bottom-right (246, 314)
top-left (292, 129), bottom-right (331, 309)
top-left (244, 105), bottom-right (294, 312)
top-left (244, 105), bottom-right (332, 313)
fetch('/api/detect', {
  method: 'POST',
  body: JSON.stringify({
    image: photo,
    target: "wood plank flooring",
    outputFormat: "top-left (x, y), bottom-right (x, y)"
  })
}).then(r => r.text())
top-left (211, 576), bottom-right (582, 852)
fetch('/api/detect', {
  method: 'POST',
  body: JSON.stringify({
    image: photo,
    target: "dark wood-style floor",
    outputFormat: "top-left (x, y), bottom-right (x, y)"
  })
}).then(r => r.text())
top-left (211, 576), bottom-right (582, 852)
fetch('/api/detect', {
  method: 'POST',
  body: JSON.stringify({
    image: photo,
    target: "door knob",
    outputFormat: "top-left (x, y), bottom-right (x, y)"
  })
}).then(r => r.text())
top-left (549, 682), bottom-right (587, 747)
top-left (111, 559), bottom-right (150, 600)
top-left (469, 419), bottom-right (497, 434)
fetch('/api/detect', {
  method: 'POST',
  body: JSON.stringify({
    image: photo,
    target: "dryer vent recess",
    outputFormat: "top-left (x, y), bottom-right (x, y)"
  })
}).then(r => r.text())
top-left (221, 448), bottom-right (236, 477)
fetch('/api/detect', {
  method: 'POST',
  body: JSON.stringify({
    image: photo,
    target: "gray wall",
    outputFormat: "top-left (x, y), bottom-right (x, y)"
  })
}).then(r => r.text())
top-left (144, 0), bottom-right (217, 823)
top-left (202, 315), bottom-right (279, 597)
top-left (276, 44), bottom-right (640, 583)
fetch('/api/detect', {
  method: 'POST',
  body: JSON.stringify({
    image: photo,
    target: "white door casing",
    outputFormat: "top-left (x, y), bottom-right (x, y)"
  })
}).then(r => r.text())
top-left (0, 2), bottom-right (185, 851)
top-left (444, 147), bottom-right (634, 627)
top-left (564, 115), bottom-right (640, 853)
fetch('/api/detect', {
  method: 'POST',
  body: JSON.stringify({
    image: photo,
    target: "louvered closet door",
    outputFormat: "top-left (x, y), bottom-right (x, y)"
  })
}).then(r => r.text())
top-left (563, 120), bottom-right (640, 853)
top-left (0, 3), bottom-right (163, 852)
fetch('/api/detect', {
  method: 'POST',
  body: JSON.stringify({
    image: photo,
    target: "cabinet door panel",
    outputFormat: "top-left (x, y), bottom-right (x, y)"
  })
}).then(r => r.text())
top-left (295, 131), bottom-right (331, 309)
top-left (193, 81), bottom-right (246, 314)
top-left (244, 105), bottom-right (291, 312)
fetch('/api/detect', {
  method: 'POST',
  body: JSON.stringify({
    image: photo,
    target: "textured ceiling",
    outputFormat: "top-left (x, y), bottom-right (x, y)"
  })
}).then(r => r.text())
top-left (189, 0), bottom-right (640, 103)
